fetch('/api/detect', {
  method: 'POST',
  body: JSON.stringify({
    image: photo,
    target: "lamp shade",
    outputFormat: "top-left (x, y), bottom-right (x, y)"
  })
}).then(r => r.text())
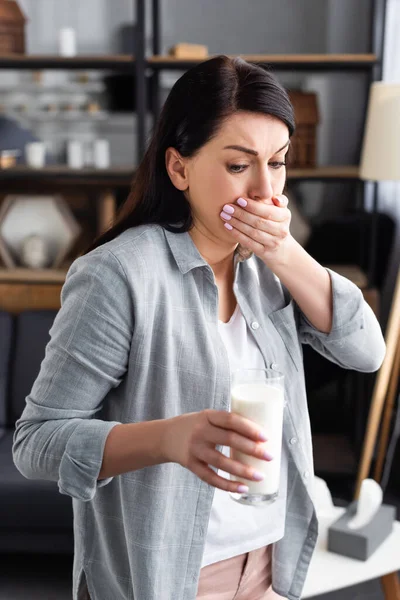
top-left (360, 82), bottom-right (400, 181)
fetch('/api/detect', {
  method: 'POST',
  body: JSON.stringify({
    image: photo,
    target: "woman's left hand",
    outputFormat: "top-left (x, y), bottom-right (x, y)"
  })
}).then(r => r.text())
top-left (220, 195), bottom-right (293, 267)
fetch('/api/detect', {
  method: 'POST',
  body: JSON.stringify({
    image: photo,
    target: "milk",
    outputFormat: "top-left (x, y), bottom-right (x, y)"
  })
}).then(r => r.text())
top-left (230, 383), bottom-right (284, 495)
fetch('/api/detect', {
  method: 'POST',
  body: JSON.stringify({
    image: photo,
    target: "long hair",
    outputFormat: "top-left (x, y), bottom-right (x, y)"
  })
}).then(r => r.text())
top-left (83, 55), bottom-right (295, 254)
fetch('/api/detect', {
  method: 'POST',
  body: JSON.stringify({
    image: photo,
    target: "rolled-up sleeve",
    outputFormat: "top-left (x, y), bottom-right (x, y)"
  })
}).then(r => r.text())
top-left (298, 268), bottom-right (386, 372)
top-left (12, 249), bottom-right (133, 501)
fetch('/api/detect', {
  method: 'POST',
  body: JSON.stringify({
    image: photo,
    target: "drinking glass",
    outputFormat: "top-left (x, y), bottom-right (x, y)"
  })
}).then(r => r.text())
top-left (229, 368), bottom-right (284, 506)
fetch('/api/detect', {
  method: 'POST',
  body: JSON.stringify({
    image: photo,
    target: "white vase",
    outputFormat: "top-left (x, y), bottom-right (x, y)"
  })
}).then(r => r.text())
top-left (59, 28), bottom-right (77, 57)
top-left (25, 142), bottom-right (46, 168)
top-left (93, 139), bottom-right (110, 169)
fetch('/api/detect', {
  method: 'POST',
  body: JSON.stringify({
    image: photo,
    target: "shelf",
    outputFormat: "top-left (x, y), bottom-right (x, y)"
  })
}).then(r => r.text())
top-left (0, 166), bottom-right (134, 188)
top-left (148, 53), bottom-right (378, 71)
top-left (287, 165), bottom-right (360, 181)
top-left (0, 280), bottom-right (63, 312)
top-left (0, 54), bottom-right (134, 70)
top-left (0, 53), bottom-right (378, 72)
top-left (0, 82), bottom-right (105, 93)
top-left (0, 267), bottom-right (69, 283)
top-left (4, 111), bottom-right (108, 122)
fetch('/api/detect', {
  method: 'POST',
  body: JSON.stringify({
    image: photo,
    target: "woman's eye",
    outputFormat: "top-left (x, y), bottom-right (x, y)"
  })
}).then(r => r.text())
top-left (269, 161), bottom-right (286, 170)
top-left (228, 164), bottom-right (248, 173)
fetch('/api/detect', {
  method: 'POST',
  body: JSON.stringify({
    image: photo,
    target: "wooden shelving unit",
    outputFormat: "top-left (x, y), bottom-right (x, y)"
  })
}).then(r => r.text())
top-left (0, 0), bottom-right (386, 297)
top-left (0, 54), bottom-right (134, 70)
top-left (0, 166), bottom-right (134, 187)
top-left (0, 280), bottom-right (63, 312)
top-left (0, 267), bottom-right (69, 283)
top-left (287, 165), bottom-right (360, 180)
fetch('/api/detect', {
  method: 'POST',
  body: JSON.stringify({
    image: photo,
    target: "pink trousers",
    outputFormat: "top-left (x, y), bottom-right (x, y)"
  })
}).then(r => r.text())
top-left (196, 545), bottom-right (286, 600)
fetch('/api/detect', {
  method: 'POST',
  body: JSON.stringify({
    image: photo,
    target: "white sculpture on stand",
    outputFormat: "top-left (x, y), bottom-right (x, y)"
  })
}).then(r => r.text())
top-left (20, 234), bottom-right (50, 269)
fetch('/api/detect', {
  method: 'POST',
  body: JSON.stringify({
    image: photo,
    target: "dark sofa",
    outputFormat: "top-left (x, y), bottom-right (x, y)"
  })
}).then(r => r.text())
top-left (0, 310), bottom-right (73, 554)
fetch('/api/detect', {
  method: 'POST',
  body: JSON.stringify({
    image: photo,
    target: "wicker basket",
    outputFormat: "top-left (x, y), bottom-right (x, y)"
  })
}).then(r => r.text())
top-left (288, 90), bottom-right (319, 168)
top-left (0, 0), bottom-right (26, 55)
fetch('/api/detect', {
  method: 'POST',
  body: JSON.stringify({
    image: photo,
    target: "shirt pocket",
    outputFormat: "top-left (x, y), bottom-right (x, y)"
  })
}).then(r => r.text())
top-left (268, 299), bottom-right (302, 372)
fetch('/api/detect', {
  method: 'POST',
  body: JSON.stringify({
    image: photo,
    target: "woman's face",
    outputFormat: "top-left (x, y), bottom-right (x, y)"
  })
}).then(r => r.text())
top-left (166, 110), bottom-right (290, 244)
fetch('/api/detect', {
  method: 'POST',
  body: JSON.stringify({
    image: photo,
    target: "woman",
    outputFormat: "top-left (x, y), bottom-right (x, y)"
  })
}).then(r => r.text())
top-left (13, 56), bottom-right (385, 600)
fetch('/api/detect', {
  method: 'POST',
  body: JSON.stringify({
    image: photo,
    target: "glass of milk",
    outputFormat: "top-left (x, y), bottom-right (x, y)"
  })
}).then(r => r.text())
top-left (229, 368), bottom-right (284, 506)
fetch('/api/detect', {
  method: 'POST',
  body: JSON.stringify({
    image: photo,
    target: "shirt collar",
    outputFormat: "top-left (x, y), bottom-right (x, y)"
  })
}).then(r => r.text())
top-left (163, 225), bottom-right (254, 275)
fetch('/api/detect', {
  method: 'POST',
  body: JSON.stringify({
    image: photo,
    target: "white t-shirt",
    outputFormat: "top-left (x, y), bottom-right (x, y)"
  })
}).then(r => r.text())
top-left (201, 303), bottom-right (288, 568)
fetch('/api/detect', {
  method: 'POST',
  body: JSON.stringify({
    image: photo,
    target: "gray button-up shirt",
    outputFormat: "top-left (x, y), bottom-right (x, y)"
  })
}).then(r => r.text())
top-left (13, 224), bottom-right (386, 600)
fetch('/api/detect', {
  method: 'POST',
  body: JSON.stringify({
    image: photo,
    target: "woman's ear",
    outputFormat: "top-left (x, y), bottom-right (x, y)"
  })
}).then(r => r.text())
top-left (165, 147), bottom-right (189, 191)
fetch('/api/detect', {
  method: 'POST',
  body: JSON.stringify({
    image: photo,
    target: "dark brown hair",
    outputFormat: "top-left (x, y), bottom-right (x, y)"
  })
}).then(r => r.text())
top-left (83, 55), bottom-right (295, 254)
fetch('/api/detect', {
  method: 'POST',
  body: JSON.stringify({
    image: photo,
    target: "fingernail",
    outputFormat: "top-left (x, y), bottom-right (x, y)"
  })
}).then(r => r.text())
top-left (253, 471), bottom-right (265, 481)
top-left (238, 484), bottom-right (249, 493)
top-left (220, 211), bottom-right (232, 220)
top-left (264, 451), bottom-right (274, 461)
top-left (224, 223), bottom-right (233, 231)
top-left (223, 204), bottom-right (235, 214)
top-left (237, 198), bottom-right (247, 207)
top-left (259, 430), bottom-right (268, 442)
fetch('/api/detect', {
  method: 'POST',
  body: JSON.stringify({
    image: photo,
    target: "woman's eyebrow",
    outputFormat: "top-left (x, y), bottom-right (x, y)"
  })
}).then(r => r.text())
top-left (223, 145), bottom-right (258, 156)
top-left (223, 140), bottom-right (290, 156)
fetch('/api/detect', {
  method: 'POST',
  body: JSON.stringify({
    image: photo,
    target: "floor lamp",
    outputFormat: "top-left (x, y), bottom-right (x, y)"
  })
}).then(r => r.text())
top-left (356, 82), bottom-right (400, 599)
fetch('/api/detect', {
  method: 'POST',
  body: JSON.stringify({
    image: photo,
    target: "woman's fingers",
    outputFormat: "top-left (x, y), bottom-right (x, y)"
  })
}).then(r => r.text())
top-left (200, 447), bottom-right (267, 483)
top-left (206, 426), bottom-right (272, 462)
top-left (192, 459), bottom-right (250, 493)
top-left (206, 409), bottom-right (267, 442)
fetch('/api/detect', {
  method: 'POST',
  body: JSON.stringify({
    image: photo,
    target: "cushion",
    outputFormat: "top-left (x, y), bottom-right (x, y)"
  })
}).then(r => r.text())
top-left (0, 311), bottom-right (13, 427)
top-left (0, 431), bottom-right (73, 531)
top-left (10, 310), bottom-right (58, 423)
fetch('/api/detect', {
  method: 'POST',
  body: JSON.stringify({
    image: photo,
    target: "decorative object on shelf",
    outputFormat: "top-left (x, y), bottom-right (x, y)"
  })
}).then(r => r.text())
top-left (76, 73), bottom-right (90, 84)
top-left (287, 90), bottom-right (319, 168)
top-left (61, 102), bottom-right (76, 113)
top-left (0, 149), bottom-right (18, 168)
top-left (20, 234), bottom-right (50, 269)
top-left (59, 27), bottom-right (77, 57)
top-left (14, 102), bottom-right (28, 113)
top-left (328, 479), bottom-right (396, 561)
top-left (93, 139), bottom-right (110, 169)
top-left (0, 0), bottom-right (26, 54)
top-left (86, 101), bottom-right (100, 114)
top-left (41, 103), bottom-right (58, 114)
top-left (0, 194), bottom-right (82, 269)
top-left (67, 140), bottom-right (84, 169)
top-left (25, 141), bottom-right (46, 168)
top-left (168, 43), bottom-right (208, 59)
top-left (32, 70), bottom-right (43, 85)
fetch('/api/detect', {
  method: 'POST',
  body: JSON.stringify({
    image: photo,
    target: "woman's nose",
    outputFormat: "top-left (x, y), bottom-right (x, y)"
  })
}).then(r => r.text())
top-left (249, 169), bottom-right (275, 202)
top-left (250, 184), bottom-right (274, 203)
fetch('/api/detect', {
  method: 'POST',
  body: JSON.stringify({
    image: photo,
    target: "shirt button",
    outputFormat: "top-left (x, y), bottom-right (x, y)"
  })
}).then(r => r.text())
top-left (290, 437), bottom-right (297, 445)
top-left (271, 362), bottom-right (280, 370)
top-left (303, 470), bottom-right (310, 479)
top-left (251, 321), bottom-right (260, 330)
